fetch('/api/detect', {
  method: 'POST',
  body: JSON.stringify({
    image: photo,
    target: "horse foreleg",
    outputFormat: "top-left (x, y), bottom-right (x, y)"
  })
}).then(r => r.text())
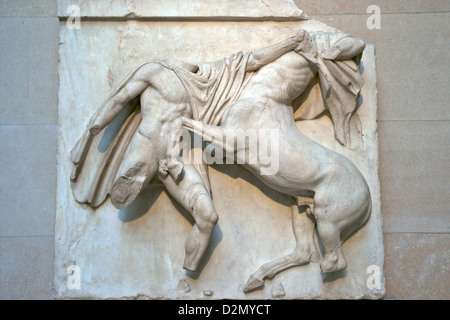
top-left (181, 117), bottom-right (237, 152)
top-left (243, 197), bottom-right (319, 293)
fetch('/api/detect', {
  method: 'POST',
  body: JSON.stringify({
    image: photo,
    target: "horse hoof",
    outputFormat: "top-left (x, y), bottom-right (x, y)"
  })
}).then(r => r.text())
top-left (243, 276), bottom-right (265, 293)
top-left (320, 258), bottom-right (347, 274)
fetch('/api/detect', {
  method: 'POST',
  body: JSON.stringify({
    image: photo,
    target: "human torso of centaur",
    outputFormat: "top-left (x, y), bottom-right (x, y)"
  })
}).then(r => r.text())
top-left (244, 52), bottom-right (316, 105)
top-left (221, 52), bottom-right (316, 130)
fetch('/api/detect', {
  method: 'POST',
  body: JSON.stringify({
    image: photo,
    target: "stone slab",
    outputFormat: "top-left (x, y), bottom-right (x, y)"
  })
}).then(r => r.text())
top-left (55, 19), bottom-right (383, 299)
top-left (306, 14), bottom-right (340, 30)
top-left (58, 0), bottom-right (306, 19)
top-left (0, 18), bottom-right (59, 125)
top-left (0, 236), bottom-right (54, 300)
top-left (0, 125), bottom-right (57, 237)
top-left (384, 233), bottom-right (450, 300)
top-left (378, 121), bottom-right (450, 233)
top-left (0, 0), bottom-right (57, 17)
top-left (294, 0), bottom-right (450, 15)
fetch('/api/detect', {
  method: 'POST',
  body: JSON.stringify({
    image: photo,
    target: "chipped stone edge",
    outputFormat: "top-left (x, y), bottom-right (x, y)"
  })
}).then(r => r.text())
top-left (57, 0), bottom-right (308, 20)
top-left (364, 44), bottom-right (386, 300)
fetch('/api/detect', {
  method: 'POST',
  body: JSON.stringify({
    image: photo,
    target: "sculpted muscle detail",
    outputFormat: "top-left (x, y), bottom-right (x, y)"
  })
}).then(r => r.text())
top-left (240, 52), bottom-right (315, 105)
top-left (70, 28), bottom-right (371, 294)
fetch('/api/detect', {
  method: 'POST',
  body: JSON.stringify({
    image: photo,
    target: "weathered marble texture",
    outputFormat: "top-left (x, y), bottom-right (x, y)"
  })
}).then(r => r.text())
top-left (55, 17), bottom-right (384, 299)
top-left (58, 0), bottom-right (306, 19)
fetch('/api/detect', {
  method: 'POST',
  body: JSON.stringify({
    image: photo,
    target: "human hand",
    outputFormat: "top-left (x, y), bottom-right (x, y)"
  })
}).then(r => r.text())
top-left (294, 30), bottom-right (313, 53)
top-left (293, 29), bottom-right (306, 43)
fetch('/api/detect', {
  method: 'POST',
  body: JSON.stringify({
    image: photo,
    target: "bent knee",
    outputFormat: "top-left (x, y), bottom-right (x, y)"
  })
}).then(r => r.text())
top-left (190, 192), bottom-right (219, 231)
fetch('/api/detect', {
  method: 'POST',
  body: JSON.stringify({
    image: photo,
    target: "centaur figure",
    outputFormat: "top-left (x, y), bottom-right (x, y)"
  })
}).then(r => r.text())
top-left (70, 28), bottom-right (369, 292)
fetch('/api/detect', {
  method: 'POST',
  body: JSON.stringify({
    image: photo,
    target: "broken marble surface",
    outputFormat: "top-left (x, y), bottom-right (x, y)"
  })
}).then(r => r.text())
top-left (58, 0), bottom-right (307, 19)
top-left (55, 5), bottom-right (384, 299)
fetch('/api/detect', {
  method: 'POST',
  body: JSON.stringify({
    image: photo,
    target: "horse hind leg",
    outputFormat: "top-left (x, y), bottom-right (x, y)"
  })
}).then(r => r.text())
top-left (244, 197), bottom-right (319, 293)
top-left (315, 188), bottom-right (371, 274)
top-left (316, 218), bottom-right (348, 274)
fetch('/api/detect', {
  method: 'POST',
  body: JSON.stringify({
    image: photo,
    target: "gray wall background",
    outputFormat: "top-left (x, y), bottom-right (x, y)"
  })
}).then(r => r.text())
top-left (0, 0), bottom-right (448, 299)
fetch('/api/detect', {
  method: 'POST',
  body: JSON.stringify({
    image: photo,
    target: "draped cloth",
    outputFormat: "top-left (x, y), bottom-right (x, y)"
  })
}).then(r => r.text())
top-left (71, 36), bottom-right (364, 208)
top-left (161, 52), bottom-right (254, 195)
top-left (71, 53), bottom-right (253, 208)
top-left (163, 51), bottom-right (253, 126)
top-left (294, 31), bottom-right (365, 147)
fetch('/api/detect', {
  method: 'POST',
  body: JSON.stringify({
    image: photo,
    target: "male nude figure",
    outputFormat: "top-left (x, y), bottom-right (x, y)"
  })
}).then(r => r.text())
top-left (71, 30), bottom-right (309, 271)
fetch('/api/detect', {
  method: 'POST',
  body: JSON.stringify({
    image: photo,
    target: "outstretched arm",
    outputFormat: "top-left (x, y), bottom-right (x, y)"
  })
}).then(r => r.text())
top-left (246, 30), bottom-right (309, 72)
top-left (71, 65), bottom-right (152, 180)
